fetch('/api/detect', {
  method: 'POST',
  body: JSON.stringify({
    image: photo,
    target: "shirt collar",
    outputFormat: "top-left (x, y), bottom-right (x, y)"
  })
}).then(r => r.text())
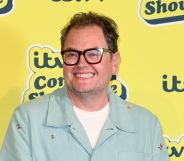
top-left (46, 87), bottom-right (136, 133)
top-left (46, 86), bottom-right (74, 127)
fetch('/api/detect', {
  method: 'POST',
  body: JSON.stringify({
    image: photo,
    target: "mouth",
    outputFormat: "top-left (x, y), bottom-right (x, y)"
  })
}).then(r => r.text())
top-left (75, 73), bottom-right (95, 79)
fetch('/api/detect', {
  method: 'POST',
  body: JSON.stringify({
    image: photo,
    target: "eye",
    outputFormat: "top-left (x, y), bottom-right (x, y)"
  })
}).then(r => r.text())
top-left (89, 52), bottom-right (98, 58)
top-left (86, 50), bottom-right (100, 59)
top-left (65, 51), bottom-right (78, 59)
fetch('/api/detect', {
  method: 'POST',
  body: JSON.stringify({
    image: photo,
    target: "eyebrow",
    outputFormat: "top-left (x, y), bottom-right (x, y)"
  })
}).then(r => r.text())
top-left (63, 46), bottom-right (100, 51)
top-left (63, 47), bottom-right (77, 51)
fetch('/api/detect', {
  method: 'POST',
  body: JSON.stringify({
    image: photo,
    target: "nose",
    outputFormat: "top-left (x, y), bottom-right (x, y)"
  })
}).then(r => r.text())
top-left (77, 54), bottom-right (88, 66)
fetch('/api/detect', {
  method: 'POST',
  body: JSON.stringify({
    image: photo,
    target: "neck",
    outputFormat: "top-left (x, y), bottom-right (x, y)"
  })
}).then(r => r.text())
top-left (67, 88), bottom-right (109, 112)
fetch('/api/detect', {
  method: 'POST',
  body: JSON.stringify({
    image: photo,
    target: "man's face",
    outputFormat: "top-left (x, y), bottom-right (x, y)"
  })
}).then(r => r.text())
top-left (63, 25), bottom-right (119, 96)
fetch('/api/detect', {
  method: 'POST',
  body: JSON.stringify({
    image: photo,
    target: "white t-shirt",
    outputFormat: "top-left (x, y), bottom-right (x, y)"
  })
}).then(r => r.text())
top-left (73, 104), bottom-right (109, 148)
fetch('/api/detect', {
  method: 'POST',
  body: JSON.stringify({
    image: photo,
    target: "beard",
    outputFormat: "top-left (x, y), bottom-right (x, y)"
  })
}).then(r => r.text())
top-left (66, 82), bottom-right (108, 99)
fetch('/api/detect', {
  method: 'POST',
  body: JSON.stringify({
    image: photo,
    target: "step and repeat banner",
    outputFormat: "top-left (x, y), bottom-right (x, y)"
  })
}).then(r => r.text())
top-left (0, 0), bottom-right (184, 160)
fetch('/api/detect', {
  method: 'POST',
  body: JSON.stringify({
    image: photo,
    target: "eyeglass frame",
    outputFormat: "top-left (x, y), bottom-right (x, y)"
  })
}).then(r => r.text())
top-left (61, 47), bottom-right (113, 66)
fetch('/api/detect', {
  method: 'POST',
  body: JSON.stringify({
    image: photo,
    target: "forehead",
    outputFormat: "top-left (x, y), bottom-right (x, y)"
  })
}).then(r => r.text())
top-left (63, 25), bottom-right (108, 50)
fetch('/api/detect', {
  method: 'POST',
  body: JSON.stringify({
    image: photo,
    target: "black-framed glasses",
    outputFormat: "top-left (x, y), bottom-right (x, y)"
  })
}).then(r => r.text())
top-left (61, 48), bottom-right (112, 66)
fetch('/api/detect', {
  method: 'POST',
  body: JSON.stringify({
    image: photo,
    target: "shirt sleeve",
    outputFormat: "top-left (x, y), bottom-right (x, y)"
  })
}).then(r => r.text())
top-left (151, 116), bottom-right (170, 161)
top-left (0, 106), bottom-right (32, 161)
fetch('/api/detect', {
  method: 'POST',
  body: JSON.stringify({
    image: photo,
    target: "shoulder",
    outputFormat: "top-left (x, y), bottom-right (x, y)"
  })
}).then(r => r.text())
top-left (14, 88), bottom-right (64, 121)
top-left (122, 100), bottom-right (163, 136)
top-left (110, 90), bottom-right (161, 129)
top-left (18, 93), bottom-right (50, 114)
top-left (123, 100), bottom-right (159, 124)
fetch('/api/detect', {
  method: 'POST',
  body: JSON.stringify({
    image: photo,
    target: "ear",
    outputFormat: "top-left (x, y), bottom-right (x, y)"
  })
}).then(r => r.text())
top-left (111, 52), bottom-right (120, 75)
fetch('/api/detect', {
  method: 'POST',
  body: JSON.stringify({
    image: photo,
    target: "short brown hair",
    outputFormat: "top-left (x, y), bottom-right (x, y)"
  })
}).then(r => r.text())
top-left (61, 12), bottom-right (119, 53)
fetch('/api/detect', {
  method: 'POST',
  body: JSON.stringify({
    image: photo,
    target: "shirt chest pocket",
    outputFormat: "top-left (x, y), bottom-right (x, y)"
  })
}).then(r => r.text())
top-left (118, 152), bottom-right (151, 161)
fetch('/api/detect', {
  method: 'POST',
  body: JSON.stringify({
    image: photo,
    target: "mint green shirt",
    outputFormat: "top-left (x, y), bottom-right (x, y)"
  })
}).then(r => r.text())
top-left (0, 87), bottom-right (169, 161)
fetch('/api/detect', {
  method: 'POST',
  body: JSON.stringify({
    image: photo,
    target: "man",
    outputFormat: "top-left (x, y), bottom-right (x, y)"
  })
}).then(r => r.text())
top-left (0, 12), bottom-right (169, 161)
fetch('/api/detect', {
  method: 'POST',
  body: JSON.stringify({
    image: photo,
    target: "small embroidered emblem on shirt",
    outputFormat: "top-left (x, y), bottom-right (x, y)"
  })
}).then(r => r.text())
top-left (127, 105), bottom-right (132, 109)
top-left (16, 124), bottom-right (22, 131)
top-left (50, 133), bottom-right (55, 139)
top-left (158, 143), bottom-right (163, 151)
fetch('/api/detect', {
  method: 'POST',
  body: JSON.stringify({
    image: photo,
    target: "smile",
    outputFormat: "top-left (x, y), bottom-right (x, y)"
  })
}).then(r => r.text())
top-left (75, 73), bottom-right (94, 78)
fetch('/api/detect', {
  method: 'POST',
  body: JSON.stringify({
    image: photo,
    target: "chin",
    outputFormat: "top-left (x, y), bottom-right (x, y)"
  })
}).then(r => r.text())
top-left (73, 87), bottom-right (95, 94)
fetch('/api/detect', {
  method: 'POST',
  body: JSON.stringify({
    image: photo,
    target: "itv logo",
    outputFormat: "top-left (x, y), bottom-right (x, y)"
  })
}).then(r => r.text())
top-left (0, 0), bottom-right (14, 15)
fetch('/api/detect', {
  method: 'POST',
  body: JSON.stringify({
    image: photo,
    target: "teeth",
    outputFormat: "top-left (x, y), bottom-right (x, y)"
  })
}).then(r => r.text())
top-left (76, 73), bottom-right (93, 78)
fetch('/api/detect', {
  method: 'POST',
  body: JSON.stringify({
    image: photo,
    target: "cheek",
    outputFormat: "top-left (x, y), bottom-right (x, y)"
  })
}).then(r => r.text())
top-left (100, 61), bottom-right (113, 78)
top-left (101, 58), bottom-right (113, 73)
top-left (63, 67), bottom-right (72, 78)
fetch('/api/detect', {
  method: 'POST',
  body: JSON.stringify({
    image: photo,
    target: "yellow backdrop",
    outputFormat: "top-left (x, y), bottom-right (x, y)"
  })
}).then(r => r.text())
top-left (0, 0), bottom-right (183, 160)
